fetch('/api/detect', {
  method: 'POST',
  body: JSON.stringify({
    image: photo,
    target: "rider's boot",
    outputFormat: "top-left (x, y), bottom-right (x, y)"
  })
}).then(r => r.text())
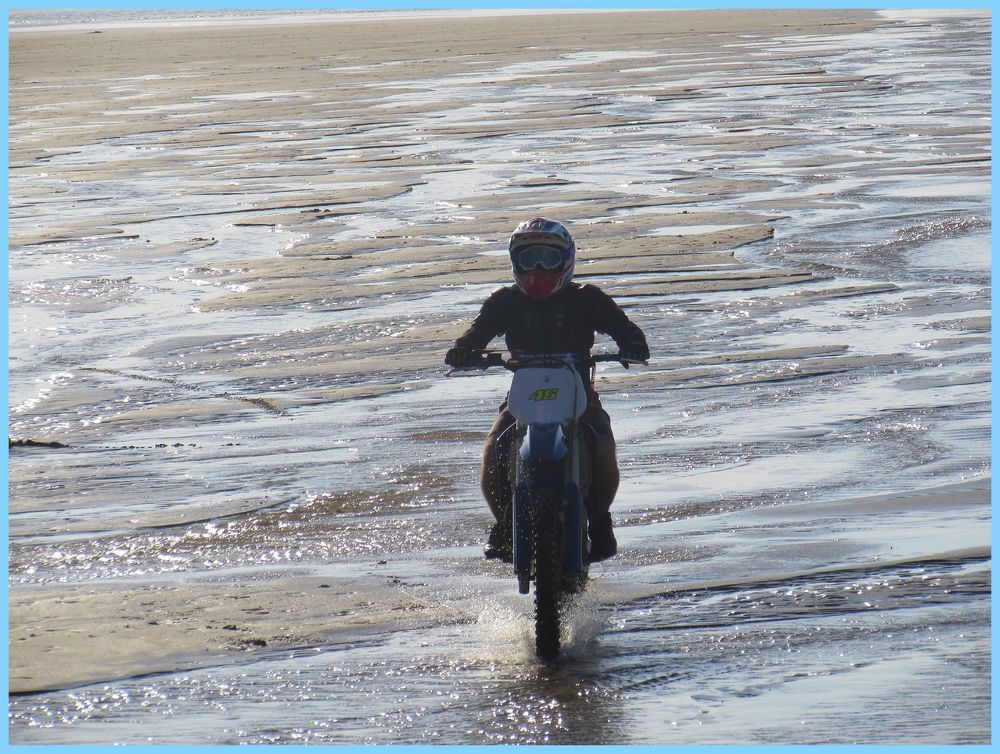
top-left (588, 511), bottom-right (617, 562)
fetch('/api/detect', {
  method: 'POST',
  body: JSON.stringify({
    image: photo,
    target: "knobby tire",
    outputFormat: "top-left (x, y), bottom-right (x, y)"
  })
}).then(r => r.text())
top-left (532, 484), bottom-right (563, 663)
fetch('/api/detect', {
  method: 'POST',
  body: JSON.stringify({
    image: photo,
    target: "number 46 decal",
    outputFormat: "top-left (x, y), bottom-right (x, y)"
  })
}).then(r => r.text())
top-left (529, 388), bottom-right (559, 401)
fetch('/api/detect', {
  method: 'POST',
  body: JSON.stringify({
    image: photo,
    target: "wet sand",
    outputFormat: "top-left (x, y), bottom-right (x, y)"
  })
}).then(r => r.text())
top-left (9, 573), bottom-right (441, 693)
top-left (8, 8), bottom-right (990, 737)
top-left (11, 479), bottom-right (989, 694)
top-left (8, 8), bottom-right (896, 694)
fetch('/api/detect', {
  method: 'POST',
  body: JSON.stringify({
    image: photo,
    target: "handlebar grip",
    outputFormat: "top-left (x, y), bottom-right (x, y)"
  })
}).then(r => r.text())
top-left (592, 352), bottom-right (646, 365)
top-left (484, 351), bottom-right (505, 368)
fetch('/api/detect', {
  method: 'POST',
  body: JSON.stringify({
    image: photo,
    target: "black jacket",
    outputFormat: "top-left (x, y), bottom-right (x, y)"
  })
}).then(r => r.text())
top-left (454, 283), bottom-right (648, 363)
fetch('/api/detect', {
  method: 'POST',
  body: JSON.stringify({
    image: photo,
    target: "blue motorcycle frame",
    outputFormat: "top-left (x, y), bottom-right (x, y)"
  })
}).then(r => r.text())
top-left (505, 354), bottom-right (591, 596)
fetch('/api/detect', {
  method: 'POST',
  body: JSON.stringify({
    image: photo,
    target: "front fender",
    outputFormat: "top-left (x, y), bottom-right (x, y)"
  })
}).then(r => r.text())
top-left (520, 424), bottom-right (567, 462)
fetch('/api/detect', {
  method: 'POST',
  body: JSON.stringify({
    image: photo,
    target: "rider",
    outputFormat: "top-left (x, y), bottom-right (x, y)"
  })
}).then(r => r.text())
top-left (445, 217), bottom-right (649, 562)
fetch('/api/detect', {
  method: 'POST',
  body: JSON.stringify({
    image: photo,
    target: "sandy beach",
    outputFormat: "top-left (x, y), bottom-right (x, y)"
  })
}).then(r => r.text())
top-left (9, 9), bottom-right (894, 408)
top-left (9, 8), bottom-right (990, 744)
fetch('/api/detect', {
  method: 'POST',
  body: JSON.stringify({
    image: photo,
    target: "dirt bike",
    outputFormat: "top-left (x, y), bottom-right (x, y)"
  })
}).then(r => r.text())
top-left (451, 350), bottom-right (642, 662)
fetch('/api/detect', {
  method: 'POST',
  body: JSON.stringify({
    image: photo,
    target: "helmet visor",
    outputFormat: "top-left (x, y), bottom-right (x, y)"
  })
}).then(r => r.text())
top-left (514, 244), bottom-right (564, 271)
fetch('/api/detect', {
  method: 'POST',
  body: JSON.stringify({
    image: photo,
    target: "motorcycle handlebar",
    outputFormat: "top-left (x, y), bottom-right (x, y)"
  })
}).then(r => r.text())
top-left (451, 350), bottom-right (646, 372)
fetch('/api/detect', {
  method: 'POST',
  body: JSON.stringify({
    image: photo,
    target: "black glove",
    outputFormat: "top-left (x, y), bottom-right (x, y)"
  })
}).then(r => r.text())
top-left (619, 340), bottom-right (649, 364)
top-left (445, 346), bottom-right (475, 368)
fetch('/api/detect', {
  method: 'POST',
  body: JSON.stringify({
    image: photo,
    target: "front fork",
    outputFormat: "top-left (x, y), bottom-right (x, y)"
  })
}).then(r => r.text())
top-left (512, 423), bottom-right (586, 594)
top-left (513, 484), bottom-right (533, 594)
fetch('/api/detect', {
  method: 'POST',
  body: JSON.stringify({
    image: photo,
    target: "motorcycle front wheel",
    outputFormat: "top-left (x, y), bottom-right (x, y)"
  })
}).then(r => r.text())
top-left (532, 484), bottom-right (564, 662)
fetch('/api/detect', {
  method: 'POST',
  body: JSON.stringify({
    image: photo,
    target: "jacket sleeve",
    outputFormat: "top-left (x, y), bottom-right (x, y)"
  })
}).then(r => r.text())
top-left (453, 287), bottom-right (509, 349)
top-left (585, 285), bottom-right (649, 353)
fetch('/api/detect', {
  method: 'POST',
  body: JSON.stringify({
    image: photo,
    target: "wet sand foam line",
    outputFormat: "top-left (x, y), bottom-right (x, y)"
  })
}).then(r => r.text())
top-left (76, 366), bottom-right (289, 416)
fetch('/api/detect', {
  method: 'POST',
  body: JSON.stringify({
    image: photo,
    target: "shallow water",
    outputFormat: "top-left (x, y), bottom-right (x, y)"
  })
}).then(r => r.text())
top-left (8, 11), bottom-right (991, 745)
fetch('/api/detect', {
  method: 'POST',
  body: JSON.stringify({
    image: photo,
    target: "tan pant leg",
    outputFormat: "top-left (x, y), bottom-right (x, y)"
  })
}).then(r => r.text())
top-left (582, 394), bottom-right (620, 515)
top-left (480, 409), bottom-right (514, 521)
top-left (590, 432), bottom-right (620, 514)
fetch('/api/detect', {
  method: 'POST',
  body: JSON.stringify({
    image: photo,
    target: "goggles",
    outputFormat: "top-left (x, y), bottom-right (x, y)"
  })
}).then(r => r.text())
top-left (514, 244), bottom-right (565, 271)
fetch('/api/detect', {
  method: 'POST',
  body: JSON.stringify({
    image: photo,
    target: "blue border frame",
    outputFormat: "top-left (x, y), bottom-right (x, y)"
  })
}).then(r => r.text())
top-left (4, 1), bottom-right (998, 9)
